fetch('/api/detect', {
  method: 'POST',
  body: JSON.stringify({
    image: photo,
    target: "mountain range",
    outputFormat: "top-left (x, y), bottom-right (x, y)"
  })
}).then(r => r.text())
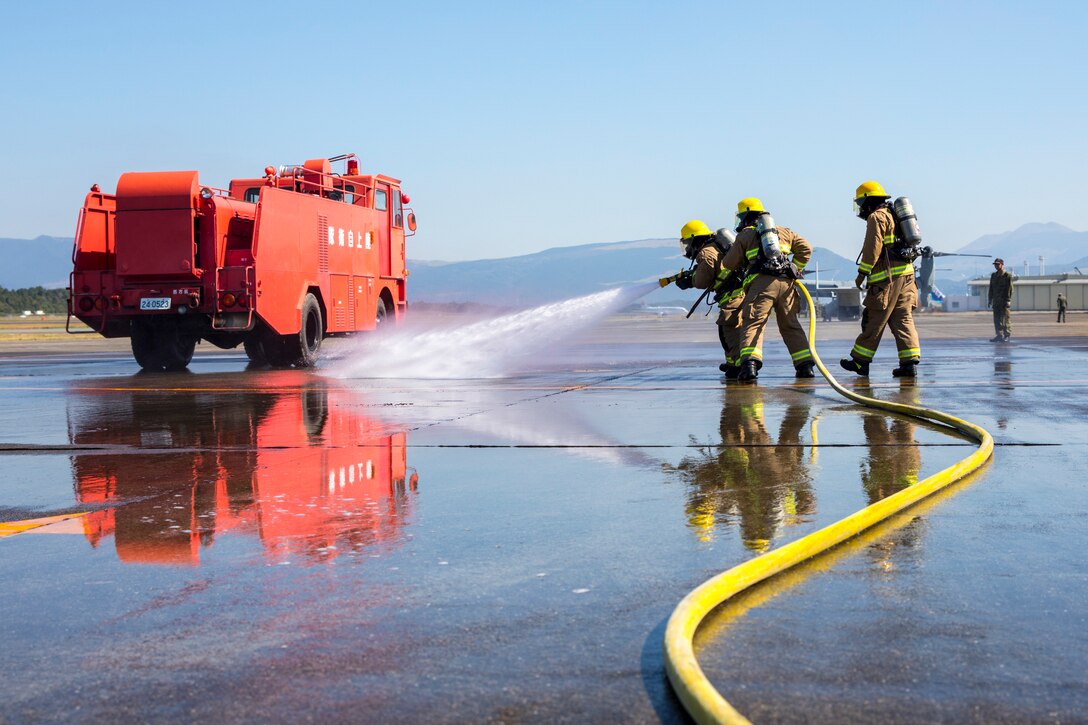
top-left (5, 223), bottom-right (1087, 305)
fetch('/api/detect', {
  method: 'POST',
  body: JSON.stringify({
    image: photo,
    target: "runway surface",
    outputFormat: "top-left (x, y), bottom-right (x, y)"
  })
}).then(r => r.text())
top-left (1, 320), bottom-right (1086, 722)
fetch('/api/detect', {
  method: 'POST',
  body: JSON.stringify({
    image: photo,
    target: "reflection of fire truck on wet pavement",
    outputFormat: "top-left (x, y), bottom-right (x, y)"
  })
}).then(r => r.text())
top-left (69, 377), bottom-right (418, 565)
top-left (68, 154), bottom-right (415, 371)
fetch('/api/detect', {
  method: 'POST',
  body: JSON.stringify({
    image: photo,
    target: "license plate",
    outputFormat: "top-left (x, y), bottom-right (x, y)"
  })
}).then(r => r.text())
top-left (140, 297), bottom-right (172, 310)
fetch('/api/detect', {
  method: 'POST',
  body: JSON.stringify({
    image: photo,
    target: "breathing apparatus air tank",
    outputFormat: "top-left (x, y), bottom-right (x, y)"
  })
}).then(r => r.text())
top-left (714, 228), bottom-right (737, 253)
top-left (892, 197), bottom-right (923, 252)
top-left (755, 214), bottom-right (787, 269)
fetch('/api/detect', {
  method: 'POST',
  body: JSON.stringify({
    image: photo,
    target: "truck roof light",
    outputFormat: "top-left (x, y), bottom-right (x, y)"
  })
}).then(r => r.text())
top-left (265, 166), bottom-right (276, 177)
top-left (346, 159), bottom-right (359, 175)
top-left (400, 193), bottom-right (410, 204)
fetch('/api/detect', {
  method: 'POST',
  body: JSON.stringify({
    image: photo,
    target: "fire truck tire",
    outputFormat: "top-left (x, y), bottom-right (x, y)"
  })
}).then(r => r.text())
top-left (130, 319), bottom-right (196, 372)
top-left (160, 333), bottom-right (197, 371)
top-left (243, 338), bottom-right (268, 365)
top-left (375, 298), bottom-right (388, 327)
top-left (283, 293), bottom-right (323, 368)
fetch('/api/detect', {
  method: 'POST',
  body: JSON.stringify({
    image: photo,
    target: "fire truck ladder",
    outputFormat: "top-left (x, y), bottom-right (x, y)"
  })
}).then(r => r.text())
top-left (211, 265), bottom-right (256, 331)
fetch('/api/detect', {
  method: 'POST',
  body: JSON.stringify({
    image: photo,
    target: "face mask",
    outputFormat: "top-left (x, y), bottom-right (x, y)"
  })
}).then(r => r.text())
top-left (734, 212), bottom-right (747, 231)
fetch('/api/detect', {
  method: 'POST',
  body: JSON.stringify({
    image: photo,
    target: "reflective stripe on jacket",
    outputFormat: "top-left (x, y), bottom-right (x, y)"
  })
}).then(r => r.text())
top-left (858, 207), bottom-right (913, 282)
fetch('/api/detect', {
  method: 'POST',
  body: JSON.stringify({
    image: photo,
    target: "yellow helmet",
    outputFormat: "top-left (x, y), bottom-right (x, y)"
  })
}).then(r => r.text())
top-left (680, 219), bottom-right (712, 240)
top-left (854, 181), bottom-right (890, 217)
top-left (854, 181), bottom-right (889, 202)
top-left (735, 198), bottom-right (765, 230)
top-left (736, 197), bottom-right (765, 214)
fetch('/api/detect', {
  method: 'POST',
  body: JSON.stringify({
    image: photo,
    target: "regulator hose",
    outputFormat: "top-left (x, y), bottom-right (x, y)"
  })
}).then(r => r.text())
top-left (663, 281), bottom-right (994, 724)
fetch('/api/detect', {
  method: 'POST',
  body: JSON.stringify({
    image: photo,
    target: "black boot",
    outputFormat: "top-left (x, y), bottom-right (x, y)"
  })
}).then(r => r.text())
top-left (795, 362), bottom-right (816, 378)
top-left (719, 363), bottom-right (741, 379)
top-left (892, 361), bottom-right (918, 378)
top-left (738, 359), bottom-right (759, 381)
top-left (839, 358), bottom-right (869, 376)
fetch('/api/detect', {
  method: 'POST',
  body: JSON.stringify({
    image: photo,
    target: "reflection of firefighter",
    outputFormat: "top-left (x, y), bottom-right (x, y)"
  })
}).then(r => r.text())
top-left (858, 386), bottom-right (925, 568)
top-left (858, 393), bottom-right (921, 505)
top-left (671, 387), bottom-right (814, 551)
top-left (70, 375), bottom-right (417, 565)
top-left (715, 198), bottom-right (814, 381)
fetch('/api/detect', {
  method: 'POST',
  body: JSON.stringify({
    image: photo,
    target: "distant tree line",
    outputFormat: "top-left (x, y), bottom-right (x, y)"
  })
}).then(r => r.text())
top-left (0, 287), bottom-right (68, 315)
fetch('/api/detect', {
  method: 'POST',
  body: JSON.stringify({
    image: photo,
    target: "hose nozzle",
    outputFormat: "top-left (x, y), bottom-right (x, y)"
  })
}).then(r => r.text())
top-left (659, 271), bottom-right (683, 287)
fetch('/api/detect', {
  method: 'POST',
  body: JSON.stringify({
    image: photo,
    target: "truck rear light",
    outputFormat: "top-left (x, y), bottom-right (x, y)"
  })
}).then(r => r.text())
top-left (222, 292), bottom-right (237, 307)
top-left (94, 297), bottom-right (106, 311)
top-left (79, 297), bottom-right (94, 312)
top-left (110, 296), bottom-right (121, 309)
top-left (236, 294), bottom-right (249, 308)
top-left (189, 293), bottom-right (201, 308)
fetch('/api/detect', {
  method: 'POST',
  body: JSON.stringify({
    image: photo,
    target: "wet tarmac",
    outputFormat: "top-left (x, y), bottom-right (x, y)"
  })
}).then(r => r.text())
top-left (2, 324), bottom-right (1087, 723)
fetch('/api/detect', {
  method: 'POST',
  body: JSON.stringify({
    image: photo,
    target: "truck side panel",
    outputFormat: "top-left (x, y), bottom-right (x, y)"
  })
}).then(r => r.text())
top-left (74, 192), bottom-right (117, 271)
top-left (252, 187), bottom-right (398, 336)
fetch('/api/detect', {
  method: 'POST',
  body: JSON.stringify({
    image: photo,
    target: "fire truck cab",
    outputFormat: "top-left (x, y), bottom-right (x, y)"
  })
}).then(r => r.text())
top-left (69, 154), bottom-right (415, 371)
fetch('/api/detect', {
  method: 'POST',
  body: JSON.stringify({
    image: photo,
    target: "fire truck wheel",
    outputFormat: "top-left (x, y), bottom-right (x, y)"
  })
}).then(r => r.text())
top-left (130, 319), bottom-right (196, 371)
top-left (130, 320), bottom-right (161, 370)
top-left (375, 298), bottom-right (388, 327)
top-left (243, 337), bottom-right (268, 365)
top-left (285, 293), bottom-right (323, 367)
top-left (161, 333), bottom-right (197, 371)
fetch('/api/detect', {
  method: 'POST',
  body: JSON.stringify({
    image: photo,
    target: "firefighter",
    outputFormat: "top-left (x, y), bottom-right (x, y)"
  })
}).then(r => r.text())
top-left (1057, 293), bottom-right (1067, 323)
top-left (839, 181), bottom-right (921, 378)
top-left (711, 227), bottom-right (748, 378)
top-left (988, 258), bottom-right (1014, 341)
top-left (715, 198), bottom-right (814, 381)
top-left (673, 220), bottom-right (735, 369)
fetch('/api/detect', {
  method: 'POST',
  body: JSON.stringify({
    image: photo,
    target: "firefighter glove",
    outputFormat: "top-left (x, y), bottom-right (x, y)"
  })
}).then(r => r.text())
top-left (675, 270), bottom-right (694, 290)
top-left (786, 262), bottom-right (804, 280)
top-left (854, 272), bottom-right (866, 289)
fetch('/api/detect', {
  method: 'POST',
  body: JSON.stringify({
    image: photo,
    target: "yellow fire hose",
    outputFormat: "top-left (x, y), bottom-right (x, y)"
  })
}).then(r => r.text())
top-left (663, 281), bottom-right (994, 724)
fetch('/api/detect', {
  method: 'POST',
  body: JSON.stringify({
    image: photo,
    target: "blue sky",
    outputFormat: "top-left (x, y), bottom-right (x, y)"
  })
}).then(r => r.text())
top-left (2, 1), bottom-right (1086, 261)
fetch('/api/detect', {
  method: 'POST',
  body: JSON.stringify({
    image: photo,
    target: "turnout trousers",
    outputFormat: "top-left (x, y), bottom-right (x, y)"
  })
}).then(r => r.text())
top-left (716, 295), bottom-right (744, 367)
top-left (849, 273), bottom-right (921, 365)
top-left (737, 275), bottom-right (812, 370)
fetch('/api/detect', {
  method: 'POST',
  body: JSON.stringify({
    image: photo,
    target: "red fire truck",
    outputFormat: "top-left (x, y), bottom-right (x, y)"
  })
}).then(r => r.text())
top-left (68, 154), bottom-right (415, 371)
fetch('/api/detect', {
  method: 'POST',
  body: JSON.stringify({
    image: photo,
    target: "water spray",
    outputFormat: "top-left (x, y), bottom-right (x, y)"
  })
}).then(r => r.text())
top-left (326, 282), bottom-right (661, 380)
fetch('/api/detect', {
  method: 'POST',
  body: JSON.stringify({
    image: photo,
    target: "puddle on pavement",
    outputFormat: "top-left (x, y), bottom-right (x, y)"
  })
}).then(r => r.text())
top-left (58, 373), bottom-right (418, 565)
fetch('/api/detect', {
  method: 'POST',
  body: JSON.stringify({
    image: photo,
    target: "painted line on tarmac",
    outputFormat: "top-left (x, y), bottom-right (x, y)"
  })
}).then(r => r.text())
top-left (0, 513), bottom-right (88, 539)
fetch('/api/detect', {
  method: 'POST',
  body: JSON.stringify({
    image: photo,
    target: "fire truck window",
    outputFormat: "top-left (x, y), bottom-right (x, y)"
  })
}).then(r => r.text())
top-left (393, 191), bottom-right (404, 228)
top-left (375, 189), bottom-right (388, 211)
top-left (244, 187), bottom-right (260, 203)
top-left (343, 185), bottom-right (355, 205)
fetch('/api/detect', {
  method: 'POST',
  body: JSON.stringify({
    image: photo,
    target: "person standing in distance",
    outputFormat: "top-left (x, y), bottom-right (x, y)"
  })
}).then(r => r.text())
top-left (839, 181), bottom-right (922, 378)
top-left (988, 258), bottom-right (1014, 341)
top-left (1057, 293), bottom-right (1067, 323)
